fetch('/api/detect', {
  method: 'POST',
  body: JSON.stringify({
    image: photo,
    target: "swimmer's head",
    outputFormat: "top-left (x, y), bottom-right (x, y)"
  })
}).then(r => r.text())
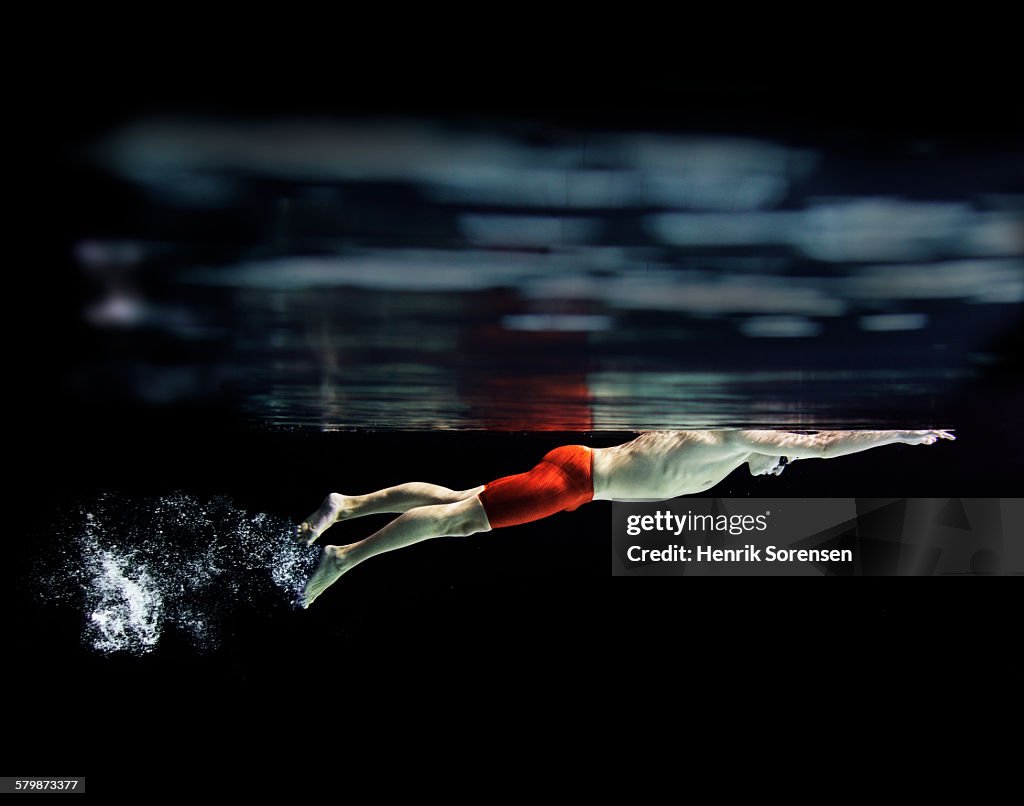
top-left (748, 455), bottom-right (789, 476)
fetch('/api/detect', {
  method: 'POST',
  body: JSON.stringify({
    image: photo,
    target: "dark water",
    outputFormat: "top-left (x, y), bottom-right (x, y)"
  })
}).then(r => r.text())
top-left (38, 114), bottom-right (1022, 654)
top-left (65, 118), bottom-right (1023, 430)
top-left (13, 97), bottom-right (1024, 787)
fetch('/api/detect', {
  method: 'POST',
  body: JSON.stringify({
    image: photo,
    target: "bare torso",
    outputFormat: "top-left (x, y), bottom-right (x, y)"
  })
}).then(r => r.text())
top-left (591, 428), bottom-right (954, 500)
top-left (592, 430), bottom-right (752, 500)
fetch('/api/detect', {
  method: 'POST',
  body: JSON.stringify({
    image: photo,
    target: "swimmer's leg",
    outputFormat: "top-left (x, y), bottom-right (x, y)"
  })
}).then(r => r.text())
top-left (297, 483), bottom-right (485, 545)
top-left (303, 495), bottom-right (491, 608)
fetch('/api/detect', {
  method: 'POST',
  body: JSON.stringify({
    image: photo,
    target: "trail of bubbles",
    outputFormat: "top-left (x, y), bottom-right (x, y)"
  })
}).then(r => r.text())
top-left (41, 492), bottom-right (319, 655)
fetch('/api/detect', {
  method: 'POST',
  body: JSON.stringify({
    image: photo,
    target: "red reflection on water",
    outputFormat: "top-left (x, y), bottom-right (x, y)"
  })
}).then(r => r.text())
top-left (459, 291), bottom-right (594, 430)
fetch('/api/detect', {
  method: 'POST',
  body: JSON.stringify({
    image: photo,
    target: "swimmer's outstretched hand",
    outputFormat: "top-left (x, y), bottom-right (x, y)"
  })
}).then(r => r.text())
top-left (296, 493), bottom-right (346, 546)
top-left (901, 429), bottom-right (956, 445)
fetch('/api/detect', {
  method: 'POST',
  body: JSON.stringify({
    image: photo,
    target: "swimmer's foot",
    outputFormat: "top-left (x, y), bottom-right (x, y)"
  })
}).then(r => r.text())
top-left (297, 493), bottom-right (348, 546)
top-left (303, 545), bottom-right (353, 609)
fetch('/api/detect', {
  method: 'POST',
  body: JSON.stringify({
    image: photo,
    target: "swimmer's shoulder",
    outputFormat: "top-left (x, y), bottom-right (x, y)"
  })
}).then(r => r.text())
top-left (634, 429), bottom-right (726, 446)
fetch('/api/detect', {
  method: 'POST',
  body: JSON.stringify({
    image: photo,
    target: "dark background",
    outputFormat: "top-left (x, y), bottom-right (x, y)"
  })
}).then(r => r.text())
top-left (10, 57), bottom-right (1022, 788)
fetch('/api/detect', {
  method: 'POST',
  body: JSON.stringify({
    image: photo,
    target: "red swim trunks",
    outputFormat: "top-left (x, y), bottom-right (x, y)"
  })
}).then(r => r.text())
top-left (479, 445), bottom-right (594, 529)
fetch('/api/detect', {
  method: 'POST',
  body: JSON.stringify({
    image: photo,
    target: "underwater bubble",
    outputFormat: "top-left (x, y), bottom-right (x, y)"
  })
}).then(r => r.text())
top-left (43, 492), bottom-right (319, 655)
top-left (84, 550), bottom-right (163, 654)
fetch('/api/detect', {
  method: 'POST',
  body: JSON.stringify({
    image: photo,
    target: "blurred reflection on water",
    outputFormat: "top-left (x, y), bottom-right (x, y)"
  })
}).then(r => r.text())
top-left (72, 118), bottom-right (1023, 429)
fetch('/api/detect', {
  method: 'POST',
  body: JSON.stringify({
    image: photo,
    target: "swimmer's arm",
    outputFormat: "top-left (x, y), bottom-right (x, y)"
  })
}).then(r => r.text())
top-left (727, 429), bottom-right (955, 460)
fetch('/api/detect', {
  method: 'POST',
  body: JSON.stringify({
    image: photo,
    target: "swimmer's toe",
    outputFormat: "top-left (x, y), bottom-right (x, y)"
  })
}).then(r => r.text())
top-left (298, 493), bottom-right (346, 546)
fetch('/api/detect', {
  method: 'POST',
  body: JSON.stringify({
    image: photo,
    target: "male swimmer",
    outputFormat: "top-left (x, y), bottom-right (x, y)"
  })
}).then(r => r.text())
top-left (299, 429), bottom-right (954, 606)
